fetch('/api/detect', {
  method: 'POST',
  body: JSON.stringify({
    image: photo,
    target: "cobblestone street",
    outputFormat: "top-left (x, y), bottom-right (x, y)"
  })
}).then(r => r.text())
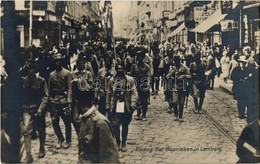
top-left (28, 79), bottom-right (244, 163)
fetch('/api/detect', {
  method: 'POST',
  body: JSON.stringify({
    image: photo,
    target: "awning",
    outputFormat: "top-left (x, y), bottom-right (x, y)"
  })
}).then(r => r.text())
top-left (168, 22), bottom-right (185, 37)
top-left (191, 2), bottom-right (239, 33)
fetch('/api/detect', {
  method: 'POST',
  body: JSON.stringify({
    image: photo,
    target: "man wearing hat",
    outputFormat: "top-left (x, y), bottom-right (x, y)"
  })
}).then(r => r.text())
top-left (48, 53), bottom-right (73, 149)
top-left (243, 57), bottom-right (259, 124)
top-left (125, 45), bottom-right (136, 74)
top-left (131, 48), bottom-right (151, 121)
top-left (21, 59), bottom-right (48, 162)
top-left (190, 52), bottom-right (207, 114)
top-left (106, 61), bottom-right (138, 152)
top-left (231, 58), bottom-right (247, 119)
top-left (166, 55), bottom-right (190, 122)
top-left (71, 56), bottom-right (93, 136)
top-left (96, 53), bottom-right (116, 116)
top-left (76, 82), bottom-right (120, 163)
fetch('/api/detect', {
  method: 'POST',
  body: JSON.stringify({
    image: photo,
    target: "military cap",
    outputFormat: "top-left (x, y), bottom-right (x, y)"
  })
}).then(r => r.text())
top-left (136, 50), bottom-right (145, 57)
top-left (52, 53), bottom-right (63, 60)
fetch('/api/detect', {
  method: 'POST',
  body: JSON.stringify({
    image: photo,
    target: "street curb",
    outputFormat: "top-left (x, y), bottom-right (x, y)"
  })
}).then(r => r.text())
top-left (219, 85), bottom-right (233, 94)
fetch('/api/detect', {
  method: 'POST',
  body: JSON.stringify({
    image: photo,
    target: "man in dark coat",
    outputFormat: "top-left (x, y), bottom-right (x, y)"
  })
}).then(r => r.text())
top-left (230, 60), bottom-right (247, 118)
top-left (236, 119), bottom-right (260, 163)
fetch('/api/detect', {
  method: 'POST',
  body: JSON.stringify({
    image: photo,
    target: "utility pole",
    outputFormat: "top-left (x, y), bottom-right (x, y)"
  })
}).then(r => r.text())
top-left (29, 0), bottom-right (33, 45)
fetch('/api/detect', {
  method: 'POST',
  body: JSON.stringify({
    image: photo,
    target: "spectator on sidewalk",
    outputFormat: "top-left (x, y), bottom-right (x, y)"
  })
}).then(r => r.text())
top-left (230, 59), bottom-right (247, 119)
top-left (244, 57), bottom-right (259, 124)
top-left (220, 50), bottom-right (230, 82)
top-left (229, 52), bottom-right (239, 78)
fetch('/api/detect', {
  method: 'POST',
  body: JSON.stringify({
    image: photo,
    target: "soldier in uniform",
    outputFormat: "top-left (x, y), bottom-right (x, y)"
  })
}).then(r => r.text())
top-left (76, 80), bottom-right (119, 163)
top-left (48, 53), bottom-right (73, 149)
top-left (190, 52), bottom-right (207, 114)
top-left (125, 45), bottom-right (136, 74)
top-left (21, 60), bottom-right (48, 162)
top-left (106, 61), bottom-right (138, 152)
top-left (96, 52), bottom-right (116, 116)
top-left (166, 55), bottom-right (190, 122)
top-left (151, 46), bottom-right (161, 95)
top-left (131, 48), bottom-right (151, 121)
top-left (71, 57), bottom-right (93, 136)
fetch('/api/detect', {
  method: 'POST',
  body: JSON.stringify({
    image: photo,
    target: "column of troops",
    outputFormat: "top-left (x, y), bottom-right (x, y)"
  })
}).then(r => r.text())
top-left (1, 40), bottom-right (259, 163)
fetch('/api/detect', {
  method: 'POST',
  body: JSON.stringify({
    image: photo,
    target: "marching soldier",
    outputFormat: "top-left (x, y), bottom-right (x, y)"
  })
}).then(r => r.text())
top-left (166, 55), bottom-right (190, 122)
top-left (190, 52), bottom-right (207, 114)
top-left (96, 52), bottom-right (116, 116)
top-left (48, 53), bottom-right (73, 149)
top-left (21, 60), bottom-right (48, 162)
top-left (131, 48), bottom-right (151, 121)
top-left (151, 46), bottom-right (161, 95)
top-left (106, 61), bottom-right (138, 152)
top-left (74, 82), bottom-right (119, 163)
top-left (125, 45), bottom-right (136, 74)
top-left (71, 56), bottom-right (93, 135)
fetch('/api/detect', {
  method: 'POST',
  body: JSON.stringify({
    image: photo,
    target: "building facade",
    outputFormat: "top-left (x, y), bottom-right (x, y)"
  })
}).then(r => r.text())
top-left (14, 1), bottom-right (102, 51)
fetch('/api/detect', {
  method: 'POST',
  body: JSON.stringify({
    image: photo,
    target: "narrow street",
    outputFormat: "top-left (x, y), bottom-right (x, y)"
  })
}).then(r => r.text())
top-left (30, 78), bottom-right (243, 163)
top-left (2, 1), bottom-right (258, 163)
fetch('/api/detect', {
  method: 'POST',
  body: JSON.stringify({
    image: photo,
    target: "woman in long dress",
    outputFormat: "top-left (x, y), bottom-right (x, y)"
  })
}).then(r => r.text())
top-left (220, 50), bottom-right (230, 82)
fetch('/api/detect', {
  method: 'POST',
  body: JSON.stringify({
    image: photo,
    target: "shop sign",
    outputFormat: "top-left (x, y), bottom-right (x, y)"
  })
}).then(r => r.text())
top-left (33, 10), bottom-right (45, 16)
top-left (220, 20), bottom-right (238, 32)
top-left (194, 7), bottom-right (214, 23)
top-left (162, 10), bottom-right (171, 19)
top-left (221, 1), bottom-right (233, 14)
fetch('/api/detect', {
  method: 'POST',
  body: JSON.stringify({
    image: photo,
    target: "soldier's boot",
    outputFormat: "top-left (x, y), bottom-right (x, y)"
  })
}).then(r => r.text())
top-left (24, 136), bottom-right (34, 163)
top-left (179, 104), bottom-right (184, 122)
top-left (38, 132), bottom-right (46, 159)
top-left (121, 144), bottom-right (127, 152)
top-left (193, 98), bottom-right (199, 114)
top-left (173, 104), bottom-right (179, 121)
top-left (198, 98), bottom-right (204, 114)
top-left (122, 125), bottom-right (128, 152)
top-left (135, 107), bottom-right (142, 120)
top-left (142, 105), bottom-right (148, 121)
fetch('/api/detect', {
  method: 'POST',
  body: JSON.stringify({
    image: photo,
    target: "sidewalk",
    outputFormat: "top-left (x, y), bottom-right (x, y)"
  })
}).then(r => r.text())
top-left (215, 77), bottom-right (233, 94)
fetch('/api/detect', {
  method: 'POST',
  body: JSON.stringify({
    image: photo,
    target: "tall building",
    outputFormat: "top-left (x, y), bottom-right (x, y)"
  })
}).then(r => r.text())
top-left (13, 1), bottom-right (102, 50)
